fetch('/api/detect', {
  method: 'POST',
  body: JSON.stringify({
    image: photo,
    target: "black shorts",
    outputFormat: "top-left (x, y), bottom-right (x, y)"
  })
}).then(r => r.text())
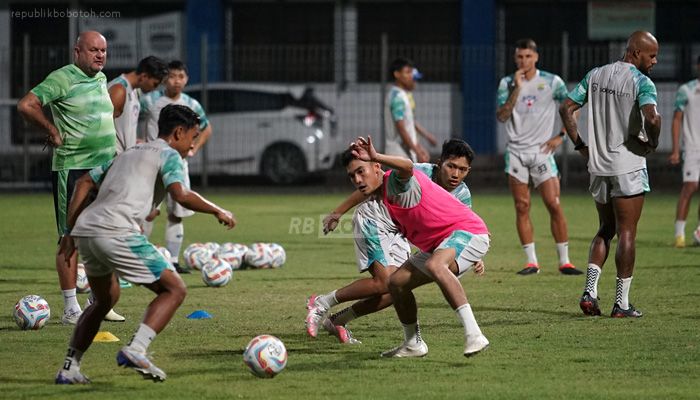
top-left (51, 169), bottom-right (91, 239)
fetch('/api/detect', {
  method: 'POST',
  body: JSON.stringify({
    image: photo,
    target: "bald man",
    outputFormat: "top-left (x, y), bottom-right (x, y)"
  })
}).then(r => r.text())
top-left (18, 31), bottom-right (123, 324)
top-left (559, 31), bottom-right (661, 318)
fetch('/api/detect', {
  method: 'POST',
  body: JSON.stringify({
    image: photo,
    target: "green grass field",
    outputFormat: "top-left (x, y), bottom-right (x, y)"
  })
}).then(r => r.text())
top-left (0, 192), bottom-right (698, 399)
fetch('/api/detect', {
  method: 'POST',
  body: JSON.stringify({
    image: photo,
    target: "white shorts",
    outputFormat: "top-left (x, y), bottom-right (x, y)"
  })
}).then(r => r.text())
top-left (75, 235), bottom-right (171, 285)
top-left (682, 152), bottom-right (700, 182)
top-left (589, 169), bottom-right (650, 204)
top-left (353, 201), bottom-right (410, 273)
top-left (505, 149), bottom-right (559, 187)
top-left (166, 159), bottom-right (195, 218)
top-left (409, 232), bottom-right (490, 279)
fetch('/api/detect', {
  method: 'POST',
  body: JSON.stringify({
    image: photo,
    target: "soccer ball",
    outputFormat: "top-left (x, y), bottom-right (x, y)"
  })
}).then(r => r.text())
top-left (244, 243), bottom-right (273, 269)
top-left (217, 243), bottom-right (249, 270)
top-left (13, 295), bottom-right (50, 330)
top-left (201, 258), bottom-right (233, 287)
top-left (184, 243), bottom-right (213, 271)
top-left (156, 245), bottom-right (172, 261)
top-left (204, 242), bottom-right (220, 253)
top-left (267, 243), bottom-right (286, 268)
top-left (76, 263), bottom-right (91, 293)
top-left (693, 228), bottom-right (700, 246)
top-left (155, 246), bottom-right (177, 272)
top-left (243, 335), bottom-right (288, 378)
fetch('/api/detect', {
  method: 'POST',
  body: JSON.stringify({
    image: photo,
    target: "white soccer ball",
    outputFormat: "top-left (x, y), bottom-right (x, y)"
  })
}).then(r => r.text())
top-left (244, 243), bottom-right (273, 269)
top-left (155, 246), bottom-right (177, 272)
top-left (217, 243), bottom-right (249, 270)
top-left (243, 335), bottom-right (288, 378)
top-left (267, 243), bottom-right (286, 268)
top-left (13, 295), bottom-right (50, 330)
top-left (201, 258), bottom-right (233, 287)
top-left (204, 242), bottom-right (220, 253)
top-left (184, 243), bottom-right (213, 271)
top-left (76, 263), bottom-right (91, 293)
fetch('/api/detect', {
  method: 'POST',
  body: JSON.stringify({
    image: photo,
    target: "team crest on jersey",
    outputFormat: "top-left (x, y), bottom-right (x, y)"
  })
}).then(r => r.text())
top-left (537, 83), bottom-right (545, 91)
top-left (522, 95), bottom-right (537, 108)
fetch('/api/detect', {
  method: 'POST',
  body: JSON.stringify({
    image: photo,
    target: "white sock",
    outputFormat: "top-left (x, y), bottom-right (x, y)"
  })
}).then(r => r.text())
top-left (675, 220), bottom-right (686, 237)
top-left (456, 303), bottom-right (483, 338)
top-left (316, 290), bottom-right (339, 309)
top-left (556, 242), bottom-right (570, 266)
top-left (522, 243), bottom-right (538, 265)
top-left (616, 276), bottom-right (633, 309)
top-left (402, 321), bottom-right (422, 346)
top-left (61, 347), bottom-right (84, 371)
top-left (165, 221), bottom-right (184, 263)
top-left (62, 289), bottom-right (80, 312)
top-left (128, 323), bottom-right (156, 353)
top-left (330, 307), bottom-right (357, 326)
top-left (142, 219), bottom-right (154, 237)
top-left (584, 264), bottom-right (602, 298)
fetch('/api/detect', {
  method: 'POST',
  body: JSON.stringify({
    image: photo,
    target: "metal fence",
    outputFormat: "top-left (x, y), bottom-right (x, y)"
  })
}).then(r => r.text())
top-left (1, 40), bottom-right (697, 188)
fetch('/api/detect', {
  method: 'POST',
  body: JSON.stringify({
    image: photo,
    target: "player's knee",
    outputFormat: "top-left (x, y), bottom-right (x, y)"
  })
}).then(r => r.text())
top-left (372, 274), bottom-right (392, 294)
top-left (514, 199), bottom-right (530, 214)
top-left (424, 259), bottom-right (448, 277)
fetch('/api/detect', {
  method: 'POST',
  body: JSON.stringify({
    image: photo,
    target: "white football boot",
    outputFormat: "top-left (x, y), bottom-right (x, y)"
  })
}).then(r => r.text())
top-left (464, 334), bottom-right (490, 357)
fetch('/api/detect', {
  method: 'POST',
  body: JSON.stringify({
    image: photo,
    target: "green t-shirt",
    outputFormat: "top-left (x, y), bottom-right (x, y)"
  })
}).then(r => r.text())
top-left (31, 64), bottom-right (116, 171)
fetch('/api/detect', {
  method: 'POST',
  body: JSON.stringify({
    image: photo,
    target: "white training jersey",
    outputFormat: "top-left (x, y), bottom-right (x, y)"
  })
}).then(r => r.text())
top-left (384, 85), bottom-right (417, 161)
top-left (71, 139), bottom-right (187, 237)
top-left (568, 61), bottom-right (657, 176)
top-left (497, 70), bottom-right (568, 152)
top-left (674, 79), bottom-right (700, 153)
top-left (108, 74), bottom-right (140, 154)
top-left (140, 88), bottom-right (209, 142)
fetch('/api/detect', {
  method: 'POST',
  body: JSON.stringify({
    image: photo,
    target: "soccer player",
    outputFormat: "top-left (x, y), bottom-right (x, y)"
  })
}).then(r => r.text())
top-left (54, 104), bottom-right (236, 384)
top-left (345, 136), bottom-right (489, 358)
top-left (669, 56), bottom-right (700, 248)
top-left (306, 139), bottom-right (475, 344)
top-left (496, 38), bottom-right (581, 276)
top-left (17, 31), bottom-right (120, 324)
top-left (384, 57), bottom-right (437, 163)
top-left (108, 56), bottom-right (168, 153)
top-left (140, 60), bottom-right (212, 273)
top-left (560, 31), bottom-right (661, 318)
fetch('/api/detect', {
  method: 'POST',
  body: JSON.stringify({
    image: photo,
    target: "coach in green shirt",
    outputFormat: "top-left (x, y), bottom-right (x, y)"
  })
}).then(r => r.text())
top-left (18, 31), bottom-right (119, 325)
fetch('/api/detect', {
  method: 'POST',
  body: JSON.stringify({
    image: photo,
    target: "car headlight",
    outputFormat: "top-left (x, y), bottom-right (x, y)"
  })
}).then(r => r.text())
top-left (306, 135), bottom-right (316, 144)
top-left (315, 129), bottom-right (323, 140)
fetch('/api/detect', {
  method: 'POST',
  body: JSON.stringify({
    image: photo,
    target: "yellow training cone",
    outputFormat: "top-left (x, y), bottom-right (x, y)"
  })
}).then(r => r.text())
top-left (93, 331), bottom-right (120, 342)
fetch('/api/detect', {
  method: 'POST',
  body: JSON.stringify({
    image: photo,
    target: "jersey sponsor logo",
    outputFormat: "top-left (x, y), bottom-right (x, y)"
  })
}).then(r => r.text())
top-left (591, 83), bottom-right (631, 98)
top-left (537, 83), bottom-right (545, 91)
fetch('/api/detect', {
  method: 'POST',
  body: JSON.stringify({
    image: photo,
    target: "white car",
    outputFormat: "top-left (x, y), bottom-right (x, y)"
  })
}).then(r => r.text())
top-left (184, 83), bottom-right (337, 183)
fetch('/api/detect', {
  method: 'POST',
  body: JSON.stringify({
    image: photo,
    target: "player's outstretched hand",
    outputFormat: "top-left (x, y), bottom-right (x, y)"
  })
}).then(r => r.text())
top-left (216, 209), bottom-right (236, 230)
top-left (473, 260), bottom-right (485, 276)
top-left (350, 136), bottom-right (377, 162)
top-left (668, 151), bottom-right (680, 165)
top-left (322, 212), bottom-right (341, 235)
top-left (58, 235), bottom-right (76, 264)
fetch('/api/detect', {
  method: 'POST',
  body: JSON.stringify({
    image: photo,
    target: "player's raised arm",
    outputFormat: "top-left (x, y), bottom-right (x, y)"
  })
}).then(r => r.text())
top-left (351, 136), bottom-right (413, 179)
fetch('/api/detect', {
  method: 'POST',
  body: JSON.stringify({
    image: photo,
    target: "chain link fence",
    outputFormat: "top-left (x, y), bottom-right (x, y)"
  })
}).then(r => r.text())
top-left (1, 39), bottom-right (696, 188)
